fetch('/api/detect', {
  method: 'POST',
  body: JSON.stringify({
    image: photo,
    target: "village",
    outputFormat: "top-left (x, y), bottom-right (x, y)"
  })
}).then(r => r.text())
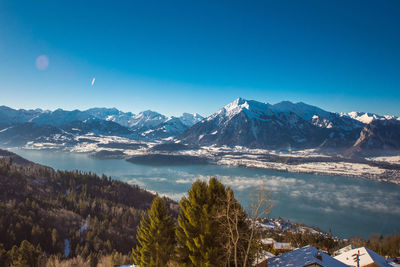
top-left (252, 218), bottom-right (400, 266)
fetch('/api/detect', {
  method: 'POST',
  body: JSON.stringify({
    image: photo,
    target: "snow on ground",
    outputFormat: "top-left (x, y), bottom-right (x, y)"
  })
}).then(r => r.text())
top-left (79, 221), bottom-right (88, 235)
top-left (24, 141), bottom-right (67, 150)
top-left (64, 239), bottom-right (70, 257)
top-left (367, 155), bottom-right (400, 165)
top-left (217, 157), bottom-right (385, 177)
top-left (19, 135), bottom-right (400, 183)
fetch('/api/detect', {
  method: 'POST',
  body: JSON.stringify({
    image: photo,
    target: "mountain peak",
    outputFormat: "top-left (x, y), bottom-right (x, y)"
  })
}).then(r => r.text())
top-left (344, 111), bottom-right (398, 124)
top-left (179, 113), bottom-right (204, 127)
top-left (139, 110), bottom-right (162, 116)
top-left (271, 101), bottom-right (332, 121)
top-left (224, 98), bottom-right (269, 113)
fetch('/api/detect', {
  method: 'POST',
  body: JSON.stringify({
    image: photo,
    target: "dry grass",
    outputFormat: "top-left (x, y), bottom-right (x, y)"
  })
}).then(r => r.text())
top-left (45, 254), bottom-right (132, 267)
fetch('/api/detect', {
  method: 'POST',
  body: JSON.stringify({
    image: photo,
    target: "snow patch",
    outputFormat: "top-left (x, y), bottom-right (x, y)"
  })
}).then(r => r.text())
top-left (64, 239), bottom-right (70, 257)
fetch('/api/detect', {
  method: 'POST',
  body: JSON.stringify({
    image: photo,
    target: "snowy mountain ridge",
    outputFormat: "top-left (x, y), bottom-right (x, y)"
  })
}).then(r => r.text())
top-left (341, 111), bottom-right (399, 124)
top-left (178, 98), bottom-right (400, 153)
top-left (1, 99), bottom-right (399, 156)
top-left (0, 106), bottom-right (204, 144)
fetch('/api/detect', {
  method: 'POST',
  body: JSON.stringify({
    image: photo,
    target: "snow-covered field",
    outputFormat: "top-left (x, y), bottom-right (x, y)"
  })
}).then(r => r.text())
top-left (367, 155), bottom-right (400, 165)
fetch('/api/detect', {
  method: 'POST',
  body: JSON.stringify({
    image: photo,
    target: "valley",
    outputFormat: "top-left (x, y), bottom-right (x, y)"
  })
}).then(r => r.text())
top-left (8, 148), bottom-right (400, 239)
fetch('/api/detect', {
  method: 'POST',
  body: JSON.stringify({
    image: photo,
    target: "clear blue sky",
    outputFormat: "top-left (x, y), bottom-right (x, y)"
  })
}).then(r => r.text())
top-left (1, 0), bottom-right (399, 117)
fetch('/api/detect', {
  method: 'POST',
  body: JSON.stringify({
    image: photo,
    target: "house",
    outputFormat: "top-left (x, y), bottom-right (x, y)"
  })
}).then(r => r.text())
top-left (266, 245), bottom-right (348, 267)
top-left (260, 238), bottom-right (275, 246)
top-left (333, 247), bottom-right (391, 267)
top-left (273, 241), bottom-right (293, 251)
top-left (259, 237), bottom-right (292, 251)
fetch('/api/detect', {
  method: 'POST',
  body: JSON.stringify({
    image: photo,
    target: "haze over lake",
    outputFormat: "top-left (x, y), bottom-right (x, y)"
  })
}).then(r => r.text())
top-left (11, 148), bottom-right (400, 239)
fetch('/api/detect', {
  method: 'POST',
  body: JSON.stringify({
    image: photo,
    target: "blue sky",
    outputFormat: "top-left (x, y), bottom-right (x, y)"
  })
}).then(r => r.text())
top-left (0, 0), bottom-right (399, 117)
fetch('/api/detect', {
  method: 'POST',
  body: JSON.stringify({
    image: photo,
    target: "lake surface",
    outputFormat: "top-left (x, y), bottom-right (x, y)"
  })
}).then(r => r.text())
top-left (10, 148), bottom-right (400, 239)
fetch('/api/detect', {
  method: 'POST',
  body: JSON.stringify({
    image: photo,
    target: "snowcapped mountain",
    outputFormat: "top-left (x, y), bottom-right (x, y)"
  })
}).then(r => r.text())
top-left (85, 107), bottom-right (122, 118)
top-left (0, 123), bottom-right (63, 146)
top-left (271, 101), bottom-right (364, 131)
top-left (128, 110), bottom-right (167, 130)
top-left (0, 106), bottom-right (204, 145)
top-left (342, 111), bottom-right (399, 124)
top-left (178, 98), bottom-right (375, 151)
top-left (86, 108), bottom-right (203, 131)
top-left (179, 113), bottom-right (204, 127)
top-left (134, 113), bottom-right (203, 139)
top-left (179, 98), bottom-right (330, 149)
top-left (271, 101), bottom-right (333, 121)
top-left (138, 117), bottom-right (188, 140)
top-left (0, 101), bottom-right (398, 156)
top-left (85, 107), bottom-right (136, 128)
top-left (31, 109), bottom-right (94, 127)
top-left (0, 106), bottom-right (43, 127)
top-left (60, 118), bottom-right (133, 137)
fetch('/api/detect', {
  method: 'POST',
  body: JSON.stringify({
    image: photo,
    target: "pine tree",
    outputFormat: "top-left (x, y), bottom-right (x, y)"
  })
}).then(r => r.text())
top-left (132, 197), bottom-right (175, 267)
top-left (175, 178), bottom-right (228, 266)
top-left (175, 178), bottom-right (254, 267)
top-left (7, 240), bottom-right (45, 267)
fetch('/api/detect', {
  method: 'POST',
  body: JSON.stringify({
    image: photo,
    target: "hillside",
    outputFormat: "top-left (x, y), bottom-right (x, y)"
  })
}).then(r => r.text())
top-left (0, 149), bottom-right (176, 258)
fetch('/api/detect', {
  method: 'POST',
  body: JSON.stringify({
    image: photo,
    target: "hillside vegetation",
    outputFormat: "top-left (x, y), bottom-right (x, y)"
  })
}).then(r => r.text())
top-left (0, 149), bottom-right (177, 266)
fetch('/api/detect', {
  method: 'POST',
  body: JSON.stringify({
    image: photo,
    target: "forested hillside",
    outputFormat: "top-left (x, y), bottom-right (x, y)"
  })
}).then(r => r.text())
top-left (0, 149), bottom-right (177, 265)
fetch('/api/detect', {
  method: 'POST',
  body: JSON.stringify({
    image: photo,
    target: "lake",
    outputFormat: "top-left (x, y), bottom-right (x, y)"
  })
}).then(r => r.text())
top-left (10, 148), bottom-right (400, 239)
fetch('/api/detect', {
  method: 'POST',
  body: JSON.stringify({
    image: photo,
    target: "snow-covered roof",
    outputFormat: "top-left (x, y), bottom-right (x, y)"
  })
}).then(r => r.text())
top-left (253, 250), bottom-right (275, 265)
top-left (273, 241), bottom-right (292, 250)
top-left (333, 244), bottom-right (353, 256)
top-left (267, 245), bottom-right (348, 267)
top-left (261, 238), bottom-right (275, 245)
top-left (334, 247), bottom-right (391, 267)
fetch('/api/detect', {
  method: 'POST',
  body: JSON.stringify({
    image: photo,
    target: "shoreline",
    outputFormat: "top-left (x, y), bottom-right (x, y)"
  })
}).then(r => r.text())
top-left (11, 142), bottom-right (400, 185)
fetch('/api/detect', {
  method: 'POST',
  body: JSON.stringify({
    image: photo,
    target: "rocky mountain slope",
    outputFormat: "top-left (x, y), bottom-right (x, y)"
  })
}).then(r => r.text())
top-left (178, 98), bottom-right (372, 152)
top-left (345, 119), bottom-right (400, 157)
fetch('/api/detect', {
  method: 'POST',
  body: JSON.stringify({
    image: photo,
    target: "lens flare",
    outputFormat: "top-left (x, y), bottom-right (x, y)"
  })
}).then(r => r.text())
top-left (35, 55), bottom-right (49, 70)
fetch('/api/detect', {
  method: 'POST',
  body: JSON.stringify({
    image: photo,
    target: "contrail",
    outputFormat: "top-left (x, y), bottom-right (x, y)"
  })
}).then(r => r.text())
top-left (91, 77), bottom-right (95, 86)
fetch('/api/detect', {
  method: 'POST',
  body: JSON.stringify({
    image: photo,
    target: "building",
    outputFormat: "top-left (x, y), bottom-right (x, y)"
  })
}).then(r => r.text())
top-left (333, 247), bottom-right (392, 267)
top-left (260, 237), bottom-right (275, 246)
top-left (266, 245), bottom-right (348, 267)
top-left (273, 241), bottom-right (293, 251)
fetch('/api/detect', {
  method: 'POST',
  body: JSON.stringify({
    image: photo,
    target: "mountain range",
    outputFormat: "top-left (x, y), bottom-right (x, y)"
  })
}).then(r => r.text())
top-left (0, 99), bottom-right (399, 157)
top-left (0, 105), bottom-right (203, 145)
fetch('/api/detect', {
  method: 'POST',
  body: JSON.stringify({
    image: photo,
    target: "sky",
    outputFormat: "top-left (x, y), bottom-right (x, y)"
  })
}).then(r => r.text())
top-left (0, 0), bottom-right (399, 117)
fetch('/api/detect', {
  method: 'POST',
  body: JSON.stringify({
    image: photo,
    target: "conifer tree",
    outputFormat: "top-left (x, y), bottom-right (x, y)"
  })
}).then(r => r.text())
top-left (175, 178), bottom-right (255, 267)
top-left (7, 240), bottom-right (45, 267)
top-left (132, 197), bottom-right (175, 267)
top-left (175, 178), bottom-right (228, 266)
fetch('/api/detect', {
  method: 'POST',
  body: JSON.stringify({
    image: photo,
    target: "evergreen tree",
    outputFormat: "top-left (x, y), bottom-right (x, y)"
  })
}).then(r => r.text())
top-left (132, 197), bottom-right (175, 267)
top-left (175, 178), bottom-right (228, 266)
top-left (175, 178), bottom-right (254, 267)
top-left (0, 243), bottom-right (9, 266)
top-left (7, 240), bottom-right (45, 267)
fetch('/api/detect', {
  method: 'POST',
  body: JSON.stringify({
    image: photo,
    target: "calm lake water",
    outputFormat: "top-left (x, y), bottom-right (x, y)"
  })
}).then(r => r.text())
top-left (10, 148), bottom-right (400, 239)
